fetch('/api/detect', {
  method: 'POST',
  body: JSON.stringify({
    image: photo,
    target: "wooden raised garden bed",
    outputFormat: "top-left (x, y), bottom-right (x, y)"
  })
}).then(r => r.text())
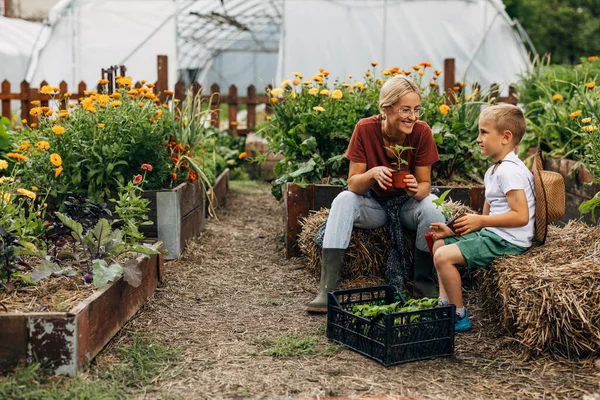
top-left (544, 157), bottom-right (600, 225)
top-left (0, 244), bottom-right (164, 376)
top-left (141, 182), bottom-right (205, 260)
top-left (283, 183), bottom-right (485, 258)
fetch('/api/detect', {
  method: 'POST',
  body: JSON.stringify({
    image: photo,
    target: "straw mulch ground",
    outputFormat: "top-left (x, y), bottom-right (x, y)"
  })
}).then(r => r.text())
top-left (480, 221), bottom-right (600, 360)
top-left (93, 182), bottom-right (600, 399)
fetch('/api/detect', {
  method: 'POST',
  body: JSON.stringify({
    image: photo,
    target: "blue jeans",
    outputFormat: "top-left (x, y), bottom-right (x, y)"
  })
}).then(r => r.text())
top-left (322, 190), bottom-right (445, 251)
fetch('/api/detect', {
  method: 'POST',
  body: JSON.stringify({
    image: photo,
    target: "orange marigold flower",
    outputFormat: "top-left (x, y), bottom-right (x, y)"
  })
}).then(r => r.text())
top-left (439, 104), bottom-right (450, 115)
top-left (98, 79), bottom-right (109, 85)
top-left (40, 85), bottom-right (55, 95)
top-left (271, 97), bottom-right (279, 103)
top-left (146, 83), bottom-right (155, 88)
top-left (238, 152), bottom-right (247, 159)
top-left (31, 122), bottom-right (38, 128)
top-left (109, 100), bottom-right (122, 107)
top-left (170, 172), bottom-right (177, 180)
top-left (587, 55), bottom-right (599, 61)
top-left (164, 90), bottom-right (174, 95)
top-left (418, 71), bottom-right (425, 76)
top-left (17, 188), bottom-right (36, 199)
top-left (30, 100), bottom-right (40, 106)
top-left (434, 70), bottom-right (442, 75)
top-left (35, 141), bottom-right (50, 150)
top-left (0, 160), bottom-right (8, 170)
top-left (371, 62), bottom-right (379, 67)
top-left (55, 165), bottom-right (63, 177)
top-left (585, 82), bottom-right (596, 89)
top-left (50, 153), bottom-right (62, 167)
top-left (412, 65), bottom-right (421, 71)
top-left (429, 82), bottom-right (438, 87)
top-left (52, 126), bottom-right (65, 134)
top-left (419, 62), bottom-right (432, 68)
top-left (98, 123), bottom-right (105, 129)
top-left (552, 94), bottom-right (564, 101)
top-left (570, 110), bottom-right (582, 118)
top-left (110, 92), bottom-right (122, 99)
top-left (188, 171), bottom-right (198, 181)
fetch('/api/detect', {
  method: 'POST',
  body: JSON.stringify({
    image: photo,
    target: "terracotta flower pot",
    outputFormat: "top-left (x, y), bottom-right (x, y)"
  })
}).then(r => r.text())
top-left (391, 170), bottom-right (409, 189)
top-left (446, 213), bottom-right (466, 234)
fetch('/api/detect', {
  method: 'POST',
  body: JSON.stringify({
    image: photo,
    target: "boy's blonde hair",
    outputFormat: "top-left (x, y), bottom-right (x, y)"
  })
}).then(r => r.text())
top-left (480, 104), bottom-right (526, 144)
top-left (379, 76), bottom-right (420, 111)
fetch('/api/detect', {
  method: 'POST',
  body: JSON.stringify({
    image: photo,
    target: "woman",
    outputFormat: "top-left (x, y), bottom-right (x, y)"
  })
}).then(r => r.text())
top-left (307, 75), bottom-right (445, 313)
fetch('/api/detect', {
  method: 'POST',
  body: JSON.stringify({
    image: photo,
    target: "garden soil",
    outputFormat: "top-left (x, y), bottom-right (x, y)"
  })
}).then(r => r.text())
top-left (95, 182), bottom-right (600, 400)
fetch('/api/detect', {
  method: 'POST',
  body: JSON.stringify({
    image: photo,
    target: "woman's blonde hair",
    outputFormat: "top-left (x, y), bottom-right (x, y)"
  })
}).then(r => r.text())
top-left (378, 75), bottom-right (420, 112)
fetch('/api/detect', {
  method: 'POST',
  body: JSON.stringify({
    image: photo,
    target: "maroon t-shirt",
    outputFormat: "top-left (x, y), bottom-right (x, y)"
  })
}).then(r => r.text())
top-left (345, 114), bottom-right (440, 199)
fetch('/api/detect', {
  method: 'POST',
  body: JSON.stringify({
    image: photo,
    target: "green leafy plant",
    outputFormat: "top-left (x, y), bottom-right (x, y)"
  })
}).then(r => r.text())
top-left (385, 145), bottom-right (413, 170)
top-left (110, 164), bottom-right (153, 244)
top-left (0, 226), bottom-right (23, 293)
top-left (431, 189), bottom-right (453, 220)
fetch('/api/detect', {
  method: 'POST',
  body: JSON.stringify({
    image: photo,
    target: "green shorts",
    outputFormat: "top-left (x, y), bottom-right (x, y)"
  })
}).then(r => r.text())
top-left (443, 229), bottom-right (528, 270)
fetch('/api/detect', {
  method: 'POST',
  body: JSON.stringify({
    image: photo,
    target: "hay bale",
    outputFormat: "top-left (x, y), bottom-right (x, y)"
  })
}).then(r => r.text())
top-left (298, 209), bottom-right (390, 280)
top-left (480, 221), bottom-right (600, 359)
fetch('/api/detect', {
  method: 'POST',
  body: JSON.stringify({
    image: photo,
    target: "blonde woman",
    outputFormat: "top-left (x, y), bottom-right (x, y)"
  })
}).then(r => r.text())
top-left (307, 75), bottom-right (444, 313)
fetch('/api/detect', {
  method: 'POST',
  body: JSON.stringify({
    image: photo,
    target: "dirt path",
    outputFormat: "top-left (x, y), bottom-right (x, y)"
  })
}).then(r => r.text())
top-left (96, 182), bottom-right (600, 400)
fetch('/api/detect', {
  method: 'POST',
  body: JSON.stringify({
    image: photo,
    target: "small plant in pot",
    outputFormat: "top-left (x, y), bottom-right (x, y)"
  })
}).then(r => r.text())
top-left (431, 189), bottom-right (466, 234)
top-left (385, 145), bottom-right (413, 188)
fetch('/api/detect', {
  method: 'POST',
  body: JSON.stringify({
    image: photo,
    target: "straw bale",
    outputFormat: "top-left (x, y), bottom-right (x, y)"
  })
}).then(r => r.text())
top-left (480, 221), bottom-right (600, 359)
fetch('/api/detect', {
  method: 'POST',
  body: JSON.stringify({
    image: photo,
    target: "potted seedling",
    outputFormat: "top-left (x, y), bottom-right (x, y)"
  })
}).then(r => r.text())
top-left (385, 144), bottom-right (413, 188)
top-left (431, 189), bottom-right (466, 234)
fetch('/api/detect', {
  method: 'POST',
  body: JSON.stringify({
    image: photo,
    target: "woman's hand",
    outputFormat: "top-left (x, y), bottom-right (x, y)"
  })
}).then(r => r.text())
top-left (403, 174), bottom-right (419, 195)
top-left (429, 223), bottom-right (454, 240)
top-left (370, 166), bottom-right (393, 190)
top-left (453, 214), bottom-right (483, 236)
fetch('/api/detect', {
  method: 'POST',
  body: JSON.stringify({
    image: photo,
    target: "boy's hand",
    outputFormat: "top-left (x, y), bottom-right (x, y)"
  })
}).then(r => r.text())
top-left (453, 214), bottom-right (483, 236)
top-left (429, 223), bottom-right (454, 240)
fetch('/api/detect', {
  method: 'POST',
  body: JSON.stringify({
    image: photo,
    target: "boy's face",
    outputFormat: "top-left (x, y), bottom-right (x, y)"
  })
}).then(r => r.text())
top-left (476, 117), bottom-right (512, 162)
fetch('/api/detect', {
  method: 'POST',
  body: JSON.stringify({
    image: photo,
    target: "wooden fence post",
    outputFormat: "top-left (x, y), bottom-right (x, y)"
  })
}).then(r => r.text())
top-left (174, 80), bottom-right (185, 112)
top-left (247, 85), bottom-right (256, 132)
top-left (1, 80), bottom-right (10, 118)
top-left (156, 55), bottom-right (168, 103)
top-left (228, 85), bottom-right (238, 135)
top-left (20, 81), bottom-right (30, 123)
top-left (59, 81), bottom-right (68, 109)
top-left (444, 58), bottom-right (455, 105)
top-left (210, 83), bottom-right (220, 128)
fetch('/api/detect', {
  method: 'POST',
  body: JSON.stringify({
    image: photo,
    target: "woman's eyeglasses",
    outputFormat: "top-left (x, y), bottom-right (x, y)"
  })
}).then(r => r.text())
top-left (391, 105), bottom-right (424, 119)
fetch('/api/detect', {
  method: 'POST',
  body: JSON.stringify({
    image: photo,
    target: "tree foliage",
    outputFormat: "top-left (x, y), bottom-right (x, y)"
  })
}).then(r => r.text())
top-left (504, 0), bottom-right (600, 64)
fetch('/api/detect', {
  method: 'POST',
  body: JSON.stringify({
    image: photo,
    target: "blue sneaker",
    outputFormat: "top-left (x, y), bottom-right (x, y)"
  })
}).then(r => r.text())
top-left (455, 309), bottom-right (472, 332)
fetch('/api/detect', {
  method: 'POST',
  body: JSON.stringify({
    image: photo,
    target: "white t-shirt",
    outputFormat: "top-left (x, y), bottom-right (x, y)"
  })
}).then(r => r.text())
top-left (483, 151), bottom-right (535, 248)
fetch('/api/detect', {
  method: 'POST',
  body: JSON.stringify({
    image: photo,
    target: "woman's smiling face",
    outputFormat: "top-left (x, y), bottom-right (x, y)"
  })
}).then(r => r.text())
top-left (386, 91), bottom-right (421, 136)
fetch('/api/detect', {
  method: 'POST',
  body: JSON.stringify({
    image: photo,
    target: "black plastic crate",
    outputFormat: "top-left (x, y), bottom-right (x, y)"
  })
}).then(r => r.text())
top-left (326, 285), bottom-right (456, 366)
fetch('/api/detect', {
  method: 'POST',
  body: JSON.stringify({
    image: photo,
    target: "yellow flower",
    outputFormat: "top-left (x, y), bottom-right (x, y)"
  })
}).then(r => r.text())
top-left (45, 109), bottom-right (54, 116)
top-left (266, 116), bottom-right (271, 121)
top-left (0, 160), bottom-right (8, 170)
top-left (238, 152), bottom-right (247, 159)
top-left (319, 89), bottom-right (330, 96)
top-left (420, 62), bottom-right (432, 68)
top-left (585, 82), bottom-right (596, 89)
top-left (110, 92), bottom-right (122, 99)
top-left (382, 68), bottom-right (392, 76)
top-left (331, 89), bottom-right (343, 99)
top-left (52, 126), bottom-right (65, 134)
top-left (30, 100), bottom-right (40, 105)
top-left (292, 79), bottom-right (301, 85)
top-left (412, 65), bottom-right (421, 71)
top-left (281, 80), bottom-right (290, 87)
top-left (110, 100), bottom-right (122, 107)
top-left (98, 79), bottom-right (109, 85)
top-left (439, 104), bottom-right (450, 115)
top-left (570, 110), bottom-right (582, 118)
top-left (365, 71), bottom-right (371, 77)
top-left (434, 70), bottom-right (442, 75)
top-left (348, 74), bottom-right (353, 79)
top-left (291, 91), bottom-right (297, 99)
top-left (31, 186), bottom-right (38, 191)
top-left (50, 153), bottom-right (62, 167)
top-left (552, 94), bottom-right (564, 101)
top-left (21, 119), bottom-right (27, 124)
top-left (116, 77), bottom-right (132, 87)
top-left (17, 141), bottom-right (31, 151)
top-left (302, 81), bottom-right (312, 85)
top-left (371, 62), bottom-right (379, 67)
top-left (35, 141), bottom-right (50, 151)
top-left (583, 125), bottom-right (598, 133)
top-left (17, 188), bottom-right (36, 199)
top-left (98, 123), bottom-right (105, 129)
top-left (312, 106), bottom-right (325, 112)
top-left (270, 88), bottom-right (284, 96)
top-left (429, 82), bottom-right (438, 87)
top-left (376, 79), bottom-right (383, 84)
top-left (271, 97), bottom-right (279, 103)
top-left (1, 192), bottom-right (11, 204)
top-left (58, 110), bottom-right (69, 118)
top-left (64, 92), bottom-right (72, 97)
top-left (6, 152), bottom-right (29, 161)
top-left (138, 102), bottom-right (145, 107)
top-left (55, 165), bottom-right (63, 177)
top-left (146, 83), bottom-right (155, 88)
top-left (292, 72), bottom-right (303, 78)
top-left (418, 71), bottom-right (425, 76)
top-left (156, 109), bottom-right (163, 118)
top-left (308, 88), bottom-right (319, 95)
top-left (164, 90), bottom-right (174, 95)
top-left (582, 117), bottom-right (592, 124)
top-left (342, 83), bottom-right (352, 89)
top-left (0, 177), bottom-right (14, 184)
top-left (40, 85), bottom-right (56, 95)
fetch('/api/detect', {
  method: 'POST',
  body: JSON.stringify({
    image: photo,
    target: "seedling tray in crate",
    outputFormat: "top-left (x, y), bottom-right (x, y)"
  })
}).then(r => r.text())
top-left (327, 285), bottom-right (456, 366)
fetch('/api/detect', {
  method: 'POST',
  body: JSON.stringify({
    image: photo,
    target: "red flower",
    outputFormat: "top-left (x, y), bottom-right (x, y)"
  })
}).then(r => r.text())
top-left (141, 163), bottom-right (153, 171)
top-left (133, 174), bottom-right (143, 184)
top-left (188, 171), bottom-right (198, 181)
top-left (170, 172), bottom-right (177, 180)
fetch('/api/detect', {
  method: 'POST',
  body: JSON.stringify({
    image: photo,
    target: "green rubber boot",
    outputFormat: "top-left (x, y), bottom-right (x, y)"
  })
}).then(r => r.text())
top-left (413, 249), bottom-right (439, 298)
top-left (306, 248), bottom-right (344, 313)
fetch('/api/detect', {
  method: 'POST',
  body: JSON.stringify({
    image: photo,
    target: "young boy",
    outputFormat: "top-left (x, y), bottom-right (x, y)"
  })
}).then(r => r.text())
top-left (429, 104), bottom-right (535, 332)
